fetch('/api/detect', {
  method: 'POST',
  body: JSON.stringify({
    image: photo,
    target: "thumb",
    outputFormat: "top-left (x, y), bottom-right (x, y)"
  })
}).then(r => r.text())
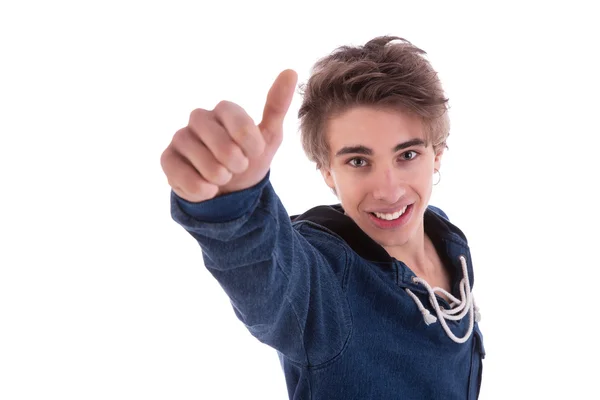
top-left (258, 69), bottom-right (298, 141)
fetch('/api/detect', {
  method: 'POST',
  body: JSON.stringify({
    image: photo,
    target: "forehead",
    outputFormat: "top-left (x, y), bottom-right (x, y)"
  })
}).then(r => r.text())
top-left (325, 106), bottom-right (425, 150)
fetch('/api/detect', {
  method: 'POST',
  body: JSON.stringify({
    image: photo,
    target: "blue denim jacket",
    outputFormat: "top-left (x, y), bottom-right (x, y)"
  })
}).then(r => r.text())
top-left (171, 173), bottom-right (485, 399)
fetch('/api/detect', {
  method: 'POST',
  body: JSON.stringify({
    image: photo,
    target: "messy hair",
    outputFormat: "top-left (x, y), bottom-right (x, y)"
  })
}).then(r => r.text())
top-left (298, 35), bottom-right (450, 169)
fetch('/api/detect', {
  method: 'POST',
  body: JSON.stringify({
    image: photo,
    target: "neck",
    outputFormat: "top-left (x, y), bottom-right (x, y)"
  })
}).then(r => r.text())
top-left (384, 222), bottom-right (438, 276)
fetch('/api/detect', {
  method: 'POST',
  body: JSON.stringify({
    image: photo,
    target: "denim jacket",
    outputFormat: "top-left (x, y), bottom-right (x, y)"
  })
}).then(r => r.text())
top-left (171, 173), bottom-right (485, 399)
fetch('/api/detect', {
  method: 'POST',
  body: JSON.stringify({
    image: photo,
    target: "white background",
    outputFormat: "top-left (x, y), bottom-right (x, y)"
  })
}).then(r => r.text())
top-left (1, 1), bottom-right (599, 399)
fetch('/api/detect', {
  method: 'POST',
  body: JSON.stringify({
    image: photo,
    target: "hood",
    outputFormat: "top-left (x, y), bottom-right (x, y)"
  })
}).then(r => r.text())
top-left (290, 204), bottom-right (469, 264)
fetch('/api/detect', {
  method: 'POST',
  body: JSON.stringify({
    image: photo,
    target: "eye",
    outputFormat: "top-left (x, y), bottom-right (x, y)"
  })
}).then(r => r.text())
top-left (348, 157), bottom-right (369, 168)
top-left (400, 150), bottom-right (418, 161)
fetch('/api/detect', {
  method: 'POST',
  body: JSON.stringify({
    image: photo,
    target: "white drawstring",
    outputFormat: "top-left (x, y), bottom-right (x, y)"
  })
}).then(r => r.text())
top-left (405, 255), bottom-right (481, 344)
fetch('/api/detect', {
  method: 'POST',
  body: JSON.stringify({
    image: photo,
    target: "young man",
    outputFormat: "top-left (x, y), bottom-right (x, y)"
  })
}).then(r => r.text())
top-left (161, 36), bottom-right (485, 399)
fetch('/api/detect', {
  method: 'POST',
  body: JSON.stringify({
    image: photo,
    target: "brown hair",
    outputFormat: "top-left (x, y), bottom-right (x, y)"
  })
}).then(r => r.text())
top-left (298, 36), bottom-right (450, 169)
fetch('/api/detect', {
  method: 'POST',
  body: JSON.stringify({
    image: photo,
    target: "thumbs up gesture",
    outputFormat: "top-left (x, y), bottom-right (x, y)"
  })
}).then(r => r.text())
top-left (161, 69), bottom-right (298, 203)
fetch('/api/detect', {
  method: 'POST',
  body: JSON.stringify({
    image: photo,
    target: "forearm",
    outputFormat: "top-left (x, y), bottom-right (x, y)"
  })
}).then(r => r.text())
top-left (170, 174), bottom-right (350, 364)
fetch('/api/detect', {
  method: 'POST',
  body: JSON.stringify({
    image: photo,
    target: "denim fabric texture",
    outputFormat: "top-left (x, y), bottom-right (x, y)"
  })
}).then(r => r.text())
top-left (171, 172), bottom-right (485, 399)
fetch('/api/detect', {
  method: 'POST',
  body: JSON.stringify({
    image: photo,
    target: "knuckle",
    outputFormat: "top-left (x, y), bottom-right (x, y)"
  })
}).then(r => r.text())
top-left (172, 126), bottom-right (193, 146)
top-left (171, 131), bottom-right (188, 149)
top-left (234, 124), bottom-right (255, 141)
top-left (204, 165), bottom-right (231, 185)
top-left (184, 177), bottom-right (205, 196)
top-left (167, 177), bottom-right (180, 191)
top-left (160, 149), bottom-right (170, 169)
top-left (220, 143), bottom-right (243, 164)
top-left (190, 180), bottom-right (218, 200)
top-left (213, 100), bottom-right (234, 115)
top-left (213, 165), bottom-right (233, 184)
top-left (161, 149), bottom-right (178, 173)
top-left (189, 108), bottom-right (209, 123)
top-left (234, 125), bottom-right (264, 156)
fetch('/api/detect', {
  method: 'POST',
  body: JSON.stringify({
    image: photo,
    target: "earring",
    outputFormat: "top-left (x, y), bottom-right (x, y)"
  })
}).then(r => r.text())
top-left (433, 169), bottom-right (441, 186)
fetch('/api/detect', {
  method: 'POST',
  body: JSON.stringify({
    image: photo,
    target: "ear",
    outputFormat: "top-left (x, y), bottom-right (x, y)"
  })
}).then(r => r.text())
top-left (434, 147), bottom-right (444, 171)
top-left (320, 167), bottom-right (336, 191)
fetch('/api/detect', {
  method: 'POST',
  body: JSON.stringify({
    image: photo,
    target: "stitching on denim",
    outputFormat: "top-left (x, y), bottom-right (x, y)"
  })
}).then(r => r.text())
top-left (307, 305), bottom-right (354, 370)
top-left (255, 200), bottom-right (353, 371)
top-left (295, 222), bottom-right (354, 365)
top-left (251, 206), bottom-right (307, 366)
top-left (307, 244), bottom-right (354, 370)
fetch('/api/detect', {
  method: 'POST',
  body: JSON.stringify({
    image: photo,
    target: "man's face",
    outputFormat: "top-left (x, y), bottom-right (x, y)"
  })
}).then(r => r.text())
top-left (321, 106), bottom-right (443, 249)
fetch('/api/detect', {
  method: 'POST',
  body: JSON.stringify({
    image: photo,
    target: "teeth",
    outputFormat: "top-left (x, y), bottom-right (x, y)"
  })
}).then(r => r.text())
top-left (374, 205), bottom-right (408, 220)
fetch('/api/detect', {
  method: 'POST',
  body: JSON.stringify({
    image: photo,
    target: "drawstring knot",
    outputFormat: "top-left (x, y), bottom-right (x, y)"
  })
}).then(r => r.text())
top-left (421, 309), bottom-right (438, 325)
top-left (405, 255), bottom-right (480, 344)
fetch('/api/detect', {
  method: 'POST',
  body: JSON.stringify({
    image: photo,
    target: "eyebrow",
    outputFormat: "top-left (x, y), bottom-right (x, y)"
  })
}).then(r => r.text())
top-left (335, 138), bottom-right (426, 157)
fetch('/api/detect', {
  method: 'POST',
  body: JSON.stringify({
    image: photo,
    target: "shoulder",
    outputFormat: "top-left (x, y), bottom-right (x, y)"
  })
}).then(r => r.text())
top-left (293, 220), bottom-right (350, 260)
top-left (425, 205), bottom-right (470, 244)
top-left (427, 204), bottom-right (450, 221)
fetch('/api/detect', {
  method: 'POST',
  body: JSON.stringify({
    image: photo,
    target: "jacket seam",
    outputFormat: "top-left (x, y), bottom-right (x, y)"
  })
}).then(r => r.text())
top-left (295, 223), bottom-right (355, 367)
top-left (253, 206), bottom-right (308, 366)
top-left (277, 252), bottom-right (311, 367)
top-left (258, 208), bottom-right (354, 373)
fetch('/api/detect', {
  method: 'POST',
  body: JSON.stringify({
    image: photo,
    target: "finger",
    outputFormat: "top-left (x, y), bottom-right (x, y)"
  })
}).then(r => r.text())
top-left (259, 69), bottom-right (298, 141)
top-left (213, 101), bottom-right (265, 158)
top-left (171, 127), bottom-right (232, 186)
top-left (188, 109), bottom-right (249, 174)
top-left (160, 149), bottom-right (219, 202)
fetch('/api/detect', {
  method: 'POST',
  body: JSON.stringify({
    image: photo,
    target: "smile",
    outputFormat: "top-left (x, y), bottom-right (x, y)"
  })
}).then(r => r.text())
top-left (367, 204), bottom-right (414, 229)
top-left (372, 205), bottom-right (408, 221)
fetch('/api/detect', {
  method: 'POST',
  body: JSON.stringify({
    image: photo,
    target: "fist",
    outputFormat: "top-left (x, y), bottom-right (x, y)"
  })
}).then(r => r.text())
top-left (161, 70), bottom-right (298, 203)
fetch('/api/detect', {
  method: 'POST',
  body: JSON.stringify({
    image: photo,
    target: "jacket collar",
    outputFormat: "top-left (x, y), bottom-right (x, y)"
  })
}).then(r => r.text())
top-left (291, 204), bottom-right (469, 264)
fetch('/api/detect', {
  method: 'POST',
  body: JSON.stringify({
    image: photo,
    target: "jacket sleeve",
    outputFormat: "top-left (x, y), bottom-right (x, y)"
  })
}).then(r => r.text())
top-left (170, 173), bottom-right (351, 366)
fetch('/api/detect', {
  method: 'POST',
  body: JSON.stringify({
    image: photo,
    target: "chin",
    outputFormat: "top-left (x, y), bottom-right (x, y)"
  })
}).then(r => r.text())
top-left (374, 232), bottom-right (412, 248)
top-left (362, 212), bottom-right (420, 247)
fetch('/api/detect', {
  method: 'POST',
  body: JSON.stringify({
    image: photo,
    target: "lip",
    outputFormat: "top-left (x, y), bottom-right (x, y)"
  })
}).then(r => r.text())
top-left (367, 203), bottom-right (413, 214)
top-left (367, 203), bottom-right (414, 230)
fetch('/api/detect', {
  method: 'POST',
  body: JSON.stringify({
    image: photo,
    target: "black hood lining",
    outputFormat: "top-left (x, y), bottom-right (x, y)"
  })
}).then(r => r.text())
top-left (290, 204), bottom-right (467, 264)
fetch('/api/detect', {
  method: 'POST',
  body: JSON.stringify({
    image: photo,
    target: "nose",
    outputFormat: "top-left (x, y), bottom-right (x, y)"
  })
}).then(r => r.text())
top-left (371, 167), bottom-right (406, 203)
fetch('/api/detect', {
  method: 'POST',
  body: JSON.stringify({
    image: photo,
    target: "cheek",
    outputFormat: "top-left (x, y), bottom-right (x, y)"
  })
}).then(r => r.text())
top-left (418, 174), bottom-right (434, 202)
top-left (334, 174), bottom-right (365, 203)
top-left (412, 158), bottom-right (435, 182)
top-left (407, 163), bottom-right (435, 197)
top-left (417, 171), bottom-right (433, 191)
top-left (419, 169), bottom-right (433, 185)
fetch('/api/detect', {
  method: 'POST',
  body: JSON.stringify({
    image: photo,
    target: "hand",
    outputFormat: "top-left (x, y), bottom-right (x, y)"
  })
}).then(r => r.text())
top-left (161, 69), bottom-right (298, 203)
